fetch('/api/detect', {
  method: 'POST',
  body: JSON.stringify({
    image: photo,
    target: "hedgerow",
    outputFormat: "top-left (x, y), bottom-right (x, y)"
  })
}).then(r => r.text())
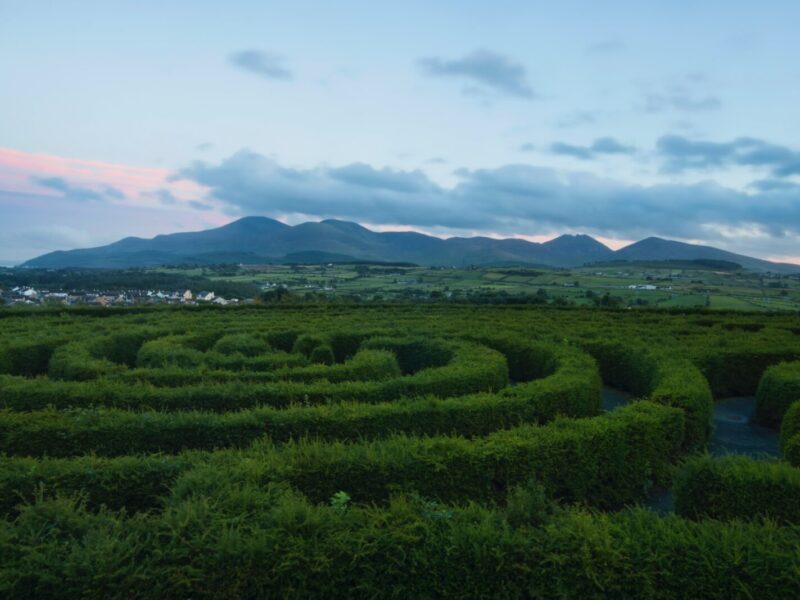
top-left (2, 491), bottom-right (798, 599)
top-left (781, 400), bottom-right (800, 467)
top-left (580, 340), bottom-right (712, 450)
top-left (674, 454), bottom-right (800, 523)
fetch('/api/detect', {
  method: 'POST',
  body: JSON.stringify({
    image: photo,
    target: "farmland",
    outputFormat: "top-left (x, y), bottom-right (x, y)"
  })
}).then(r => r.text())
top-left (1, 304), bottom-right (800, 596)
top-left (154, 261), bottom-right (800, 311)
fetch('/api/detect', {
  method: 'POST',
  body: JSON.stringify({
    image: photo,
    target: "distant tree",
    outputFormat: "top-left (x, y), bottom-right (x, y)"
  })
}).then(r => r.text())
top-left (260, 287), bottom-right (291, 303)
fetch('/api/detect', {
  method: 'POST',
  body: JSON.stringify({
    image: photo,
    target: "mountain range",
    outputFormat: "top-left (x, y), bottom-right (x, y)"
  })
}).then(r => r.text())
top-left (21, 217), bottom-right (800, 273)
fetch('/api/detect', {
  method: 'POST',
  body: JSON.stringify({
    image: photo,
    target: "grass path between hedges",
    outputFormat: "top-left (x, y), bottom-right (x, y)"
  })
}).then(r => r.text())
top-left (601, 387), bottom-right (781, 513)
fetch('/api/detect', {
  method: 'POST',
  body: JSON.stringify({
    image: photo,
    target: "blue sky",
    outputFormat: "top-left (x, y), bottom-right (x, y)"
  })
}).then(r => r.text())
top-left (1, 0), bottom-right (800, 263)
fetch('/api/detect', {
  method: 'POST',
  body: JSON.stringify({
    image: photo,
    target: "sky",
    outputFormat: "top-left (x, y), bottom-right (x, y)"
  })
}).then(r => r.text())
top-left (2, 0), bottom-right (800, 265)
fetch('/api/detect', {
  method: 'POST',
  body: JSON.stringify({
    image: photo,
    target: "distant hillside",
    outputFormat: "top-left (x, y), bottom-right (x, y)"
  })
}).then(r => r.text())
top-left (614, 237), bottom-right (795, 273)
top-left (21, 217), bottom-right (800, 273)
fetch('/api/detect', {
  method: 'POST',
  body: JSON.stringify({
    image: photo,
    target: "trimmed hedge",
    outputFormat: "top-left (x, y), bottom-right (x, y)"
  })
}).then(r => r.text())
top-left (174, 401), bottom-right (683, 509)
top-left (0, 343), bottom-right (598, 458)
top-left (2, 492), bottom-right (798, 598)
top-left (674, 454), bottom-right (800, 523)
top-left (581, 340), bottom-right (713, 451)
top-left (0, 340), bottom-right (506, 413)
top-left (754, 361), bottom-right (800, 427)
top-left (0, 454), bottom-right (197, 516)
top-left (780, 400), bottom-right (800, 467)
top-left (695, 348), bottom-right (800, 397)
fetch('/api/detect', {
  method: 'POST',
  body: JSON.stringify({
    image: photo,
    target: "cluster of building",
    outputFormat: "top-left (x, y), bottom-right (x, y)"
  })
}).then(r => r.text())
top-left (0, 287), bottom-right (240, 307)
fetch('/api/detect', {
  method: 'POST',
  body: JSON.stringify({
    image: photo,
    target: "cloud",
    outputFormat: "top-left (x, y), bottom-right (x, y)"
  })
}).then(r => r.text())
top-left (550, 142), bottom-right (594, 160)
top-left (644, 93), bottom-right (721, 112)
top-left (518, 143), bottom-right (536, 153)
top-left (586, 40), bottom-right (626, 54)
top-left (425, 157), bottom-right (448, 165)
top-left (657, 135), bottom-right (800, 177)
top-left (329, 163), bottom-right (437, 194)
top-left (550, 137), bottom-right (636, 160)
top-left (640, 76), bottom-right (721, 113)
top-left (229, 50), bottom-right (293, 81)
top-left (30, 176), bottom-right (125, 202)
top-left (188, 200), bottom-right (213, 211)
top-left (417, 49), bottom-right (535, 99)
top-left (750, 179), bottom-right (800, 193)
top-left (556, 111), bottom-right (598, 128)
top-left (153, 188), bottom-right (178, 205)
top-left (172, 149), bottom-right (800, 250)
top-left (195, 142), bottom-right (213, 152)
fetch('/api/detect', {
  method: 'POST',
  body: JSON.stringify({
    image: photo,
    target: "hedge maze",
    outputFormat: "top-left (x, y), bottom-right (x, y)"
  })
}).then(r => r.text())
top-left (1, 305), bottom-right (800, 597)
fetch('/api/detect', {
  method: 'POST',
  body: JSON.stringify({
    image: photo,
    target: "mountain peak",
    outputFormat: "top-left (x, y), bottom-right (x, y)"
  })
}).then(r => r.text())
top-left (544, 233), bottom-right (611, 251)
top-left (223, 216), bottom-right (289, 231)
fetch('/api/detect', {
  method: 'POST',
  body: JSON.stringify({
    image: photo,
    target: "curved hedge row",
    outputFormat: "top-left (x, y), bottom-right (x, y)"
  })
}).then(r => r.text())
top-left (2, 305), bottom-right (799, 596)
top-left (1, 338), bottom-right (509, 413)
top-left (0, 340), bottom-right (600, 458)
top-left (580, 340), bottom-right (713, 451)
top-left (0, 401), bottom-right (680, 516)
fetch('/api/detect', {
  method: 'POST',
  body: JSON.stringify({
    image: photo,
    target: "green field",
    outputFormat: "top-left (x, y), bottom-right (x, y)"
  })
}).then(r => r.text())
top-left (148, 261), bottom-right (800, 312)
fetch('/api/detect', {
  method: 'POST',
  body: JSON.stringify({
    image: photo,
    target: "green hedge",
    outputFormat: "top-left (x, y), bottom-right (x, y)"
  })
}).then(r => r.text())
top-left (211, 333), bottom-right (270, 357)
top-left (754, 361), bottom-right (800, 427)
top-left (188, 401), bottom-right (683, 509)
top-left (695, 348), bottom-right (800, 397)
top-left (0, 338), bottom-right (64, 377)
top-left (674, 454), bottom-right (800, 523)
top-left (581, 340), bottom-right (713, 450)
top-left (0, 454), bottom-right (196, 516)
top-left (0, 343), bottom-right (598, 458)
top-left (780, 401), bottom-right (800, 467)
top-left (2, 492), bottom-right (798, 598)
top-left (0, 340), bottom-right (506, 413)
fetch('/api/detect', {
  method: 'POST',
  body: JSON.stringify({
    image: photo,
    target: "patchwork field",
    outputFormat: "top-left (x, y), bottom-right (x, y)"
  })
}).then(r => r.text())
top-left (151, 261), bottom-right (800, 311)
top-left (1, 304), bottom-right (800, 597)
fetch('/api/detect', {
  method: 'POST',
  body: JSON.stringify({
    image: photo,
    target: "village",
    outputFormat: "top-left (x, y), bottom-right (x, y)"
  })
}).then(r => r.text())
top-left (0, 286), bottom-right (242, 307)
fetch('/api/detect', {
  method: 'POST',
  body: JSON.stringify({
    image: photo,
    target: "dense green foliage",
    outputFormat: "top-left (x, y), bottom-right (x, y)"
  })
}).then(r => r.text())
top-left (781, 400), bottom-right (800, 467)
top-left (674, 455), bottom-right (800, 523)
top-left (755, 361), bottom-right (800, 427)
top-left (1, 304), bottom-right (799, 596)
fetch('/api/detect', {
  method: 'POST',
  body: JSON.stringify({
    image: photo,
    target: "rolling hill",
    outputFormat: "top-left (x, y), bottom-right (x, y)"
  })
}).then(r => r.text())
top-left (21, 217), bottom-right (800, 273)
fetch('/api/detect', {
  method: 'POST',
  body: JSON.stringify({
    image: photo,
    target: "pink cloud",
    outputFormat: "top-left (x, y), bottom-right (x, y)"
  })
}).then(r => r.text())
top-left (0, 146), bottom-right (205, 203)
top-left (766, 255), bottom-right (800, 266)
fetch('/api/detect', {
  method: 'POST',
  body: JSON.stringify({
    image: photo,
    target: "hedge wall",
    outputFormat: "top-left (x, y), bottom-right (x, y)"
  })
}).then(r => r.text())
top-left (754, 361), bottom-right (800, 427)
top-left (674, 454), bottom-right (800, 523)
top-left (1, 492), bottom-right (798, 599)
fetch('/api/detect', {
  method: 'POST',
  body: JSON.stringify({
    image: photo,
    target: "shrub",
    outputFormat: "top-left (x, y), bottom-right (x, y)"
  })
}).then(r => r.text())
top-left (674, 454), bottom-right (800, 523)
top-left (292, 334), bottom-right (325, 357)
top-left (754, 361), bottom-right (800, 427)
top-left (212, 333), bottom-right (270, 357)
top-left (309, 344), bottom-right (334, 365)
top-left (780, 400), bottom-right (800, 465)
